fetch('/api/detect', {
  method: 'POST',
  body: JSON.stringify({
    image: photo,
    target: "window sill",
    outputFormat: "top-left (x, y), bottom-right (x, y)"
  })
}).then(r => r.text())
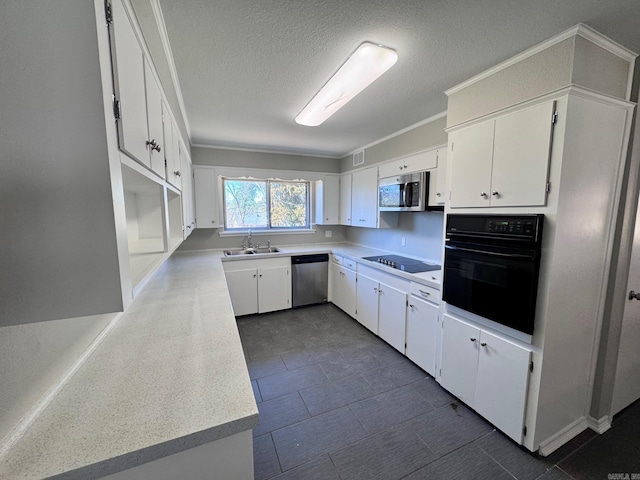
top-left (218, 228), bottom-right (317, 237)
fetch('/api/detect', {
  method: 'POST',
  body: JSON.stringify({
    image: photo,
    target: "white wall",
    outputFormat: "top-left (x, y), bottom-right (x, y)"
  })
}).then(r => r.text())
top-left (0, 0), bottom-right (123, 324)
top-left (0, 0), bottom-right (127, 446)
top-left (193, 147), bottom-right (341, 173)
top-left (347, 211), bottom-right (444, 263)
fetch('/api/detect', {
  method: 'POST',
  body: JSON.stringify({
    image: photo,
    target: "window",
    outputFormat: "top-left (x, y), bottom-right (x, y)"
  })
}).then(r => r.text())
top-left (222, 178), bottom-right (310, 231)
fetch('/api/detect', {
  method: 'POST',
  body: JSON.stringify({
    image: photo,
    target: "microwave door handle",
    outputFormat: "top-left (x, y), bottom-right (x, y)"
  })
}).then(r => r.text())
top-left (404, 183), bottom-right (412, 207)
top-left (445, 244), bottom-right (535, 259)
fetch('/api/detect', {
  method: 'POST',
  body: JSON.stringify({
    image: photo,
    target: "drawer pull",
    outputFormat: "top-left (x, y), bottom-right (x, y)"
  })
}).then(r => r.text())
top-left (419, 290), bottom-right (430, 296)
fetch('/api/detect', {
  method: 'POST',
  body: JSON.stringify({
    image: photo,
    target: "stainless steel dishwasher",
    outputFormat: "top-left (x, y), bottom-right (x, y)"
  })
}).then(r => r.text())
top-left (291, 254), bottom-right (329, 307)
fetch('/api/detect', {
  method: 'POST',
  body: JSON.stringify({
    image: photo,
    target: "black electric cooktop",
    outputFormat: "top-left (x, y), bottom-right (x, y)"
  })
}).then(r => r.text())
top-left (362, 255), bottom-right (441, 274)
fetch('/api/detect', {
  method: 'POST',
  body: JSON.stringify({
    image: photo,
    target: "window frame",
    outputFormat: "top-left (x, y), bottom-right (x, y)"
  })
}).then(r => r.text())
top-left (221, 177), bottom-right (311, 232)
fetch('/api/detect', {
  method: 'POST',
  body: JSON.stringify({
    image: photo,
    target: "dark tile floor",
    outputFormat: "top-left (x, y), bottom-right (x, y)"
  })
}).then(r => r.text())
top-left (237, 303), bottom-right (640, 480)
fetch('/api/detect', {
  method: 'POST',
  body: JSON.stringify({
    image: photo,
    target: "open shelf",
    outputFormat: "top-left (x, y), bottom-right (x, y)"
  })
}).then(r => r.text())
top-left (167, 189), bottom-right (184, 251)
top-left (122, 164), bottom-right (166, 287)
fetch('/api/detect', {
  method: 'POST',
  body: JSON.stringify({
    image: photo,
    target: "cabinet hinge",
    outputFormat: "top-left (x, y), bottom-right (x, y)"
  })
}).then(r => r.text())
top-left (104, 0), bottom-right (113, 24)
top-left (552, 111), bottom-right (558, 125)
top-left (164, 159), bottom-right (167, 168)
top-left (529, 361), bottom-right (534, 372)
top-left (523, 426), bottom-right (527, 436)
top-left (545, 182), bottom-right (551, 194)
top-left (112, 95), bottom-right (121, 120)
top-left (451, 142), bottom-right (454, 152)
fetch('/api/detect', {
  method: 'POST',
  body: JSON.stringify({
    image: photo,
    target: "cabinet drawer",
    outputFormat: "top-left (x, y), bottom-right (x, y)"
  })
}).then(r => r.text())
top-left (343, 257), bottom-right (357, 270)
top-left (332, 254), bottom-right (343, 266)
top-left (410, 283), bottom-right (440, 304)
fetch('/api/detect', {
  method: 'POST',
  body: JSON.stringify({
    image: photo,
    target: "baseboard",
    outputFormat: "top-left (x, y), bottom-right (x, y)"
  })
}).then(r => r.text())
top-left (538, 417), bottom-right (589, 457)
top-left (0, 312), bottom-right (124, 460)
top-left (587, 415), bottom-right (611, 434)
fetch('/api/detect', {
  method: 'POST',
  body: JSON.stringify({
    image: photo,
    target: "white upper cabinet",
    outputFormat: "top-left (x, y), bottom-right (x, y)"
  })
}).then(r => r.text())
top-left (315, 175), bottom-right (340, 225)
top-left (145, 60), bottom-right (165, 178)
top-left (351, 167), bottom-right (378, 228)
top-left (449, 120), bottom-right (495, 208)
top-left (110, 0), bottom-right (149, 168)
top-left (339, 173), bottom-right (352, 226)
top-left (433, 147), bottom-right (447, 206)
top-left (193, 166), bottom-right (219, 228)
top-left (450, 101), bottom-right (555, 208)
top-left (180, 142), bottom-right (195, 237)
top-left (161, 102), bottom-right (182, 191)
top-left (490, 101), bottom-right (555, 207)
top-left (378, 150), bottom-right (437, 178)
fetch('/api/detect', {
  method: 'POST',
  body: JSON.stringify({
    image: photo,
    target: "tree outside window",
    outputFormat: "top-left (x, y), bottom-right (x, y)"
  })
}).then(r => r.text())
top-left (223, 178), bottom-right (310, 230)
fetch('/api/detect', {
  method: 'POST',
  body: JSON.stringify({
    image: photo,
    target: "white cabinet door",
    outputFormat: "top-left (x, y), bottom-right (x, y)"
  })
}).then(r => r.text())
top-left (406, 297), bottom-right (439, 376)
top-left (144, 60), bottom-right (165, 178)
top-left (167, 120), bottom-right (183, 190)
top-left (440, 315), bottom-right (480, 406)
top-left (474, 330), bottom-right (532, 443)
top-left (378, 150), bottom-right (438, 178)
top-left (225, 269), bottom-right (258, 316)
top-left (378, 283), bottom-right (408, 353)
top-left (258, 266), bottom-right (291, 313)
top-left (491, 101), bottom-right (554, 207)
top-left (339, 173), bottom-right (352, 226)
top-left (352, 167), bottom-right (378, 228)
top-left (110, 0), bottom-right (149, 168)
top-left (332, 265), bottom-right (356, 317)
top-left (315, 175), bottom-right (340, 225)
top-left (194, 167), bottom-right (219, 228)
top-left (181, 152), bottom-right (195, 237)
top-left (449, 121), bottom-right (494, 208)
top-left (434, 147), bottom-right (447, 205)
top-left (356, 274), bottom-right (379, 334)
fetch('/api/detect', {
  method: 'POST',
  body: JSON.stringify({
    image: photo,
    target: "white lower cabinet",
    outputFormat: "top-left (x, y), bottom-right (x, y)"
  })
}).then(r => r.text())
top-left (330, 262), bottom-right (357, 317)
top-left (223, 258), bottom-right (291, 316)
top-left (356, 266), bottom-right (409, 352)
top-left (377, 284), bottom-right (408, 353)
top-left (355, 275), bottom-right (380, 334)
top-left (440, 314), bottom-right (532, 443)
top-left (406, 296), bottom-right (439, 376)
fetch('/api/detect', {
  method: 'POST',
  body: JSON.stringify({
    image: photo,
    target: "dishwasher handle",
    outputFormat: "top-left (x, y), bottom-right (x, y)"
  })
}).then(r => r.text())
top-left (291, 254), bottom-right (329, 264)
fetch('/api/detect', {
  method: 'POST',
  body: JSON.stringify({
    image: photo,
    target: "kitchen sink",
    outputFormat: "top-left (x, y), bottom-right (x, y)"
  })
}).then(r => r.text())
top-left (223, 247), bottom-right (280, 256)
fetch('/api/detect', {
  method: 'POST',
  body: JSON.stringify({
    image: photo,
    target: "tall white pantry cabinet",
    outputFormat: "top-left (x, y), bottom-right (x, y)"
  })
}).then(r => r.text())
top-left (442, 24), bottom-right (637, 455)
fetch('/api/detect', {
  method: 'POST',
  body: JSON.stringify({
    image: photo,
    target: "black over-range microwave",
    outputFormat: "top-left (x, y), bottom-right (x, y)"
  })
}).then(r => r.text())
top-left (442, 214), bottom-right (544, 335)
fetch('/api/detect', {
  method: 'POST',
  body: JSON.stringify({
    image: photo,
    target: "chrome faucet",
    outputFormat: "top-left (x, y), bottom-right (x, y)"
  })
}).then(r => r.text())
top-left (247, 229), bottom-right (253, 248)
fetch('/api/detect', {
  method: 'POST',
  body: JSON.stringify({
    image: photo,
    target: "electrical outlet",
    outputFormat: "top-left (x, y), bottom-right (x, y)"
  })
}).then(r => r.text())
top-left (325, 230), bottom-right (332, 238)
top-left (401, 237), bottom-right (406, 246)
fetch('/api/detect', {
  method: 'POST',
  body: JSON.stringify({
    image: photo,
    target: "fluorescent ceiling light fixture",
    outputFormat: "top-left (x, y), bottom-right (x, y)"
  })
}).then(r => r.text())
top-left (295, 42), bottom-right (398, 126)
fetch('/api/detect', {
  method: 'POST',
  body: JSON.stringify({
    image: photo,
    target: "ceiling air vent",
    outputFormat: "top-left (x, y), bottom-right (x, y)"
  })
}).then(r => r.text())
top-left (353, 150), bottom-right (365, 167)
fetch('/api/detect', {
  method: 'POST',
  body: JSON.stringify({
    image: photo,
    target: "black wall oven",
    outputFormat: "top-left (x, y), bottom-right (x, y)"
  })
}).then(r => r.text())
top-left (443, 214), bottom-right (544, 335)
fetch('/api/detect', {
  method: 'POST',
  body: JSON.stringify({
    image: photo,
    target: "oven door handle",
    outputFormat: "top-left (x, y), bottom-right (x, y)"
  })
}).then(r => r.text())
top-left (403, 182), bottom-right (412, 207)
top-left (445, 244), bottom-right (536, 259)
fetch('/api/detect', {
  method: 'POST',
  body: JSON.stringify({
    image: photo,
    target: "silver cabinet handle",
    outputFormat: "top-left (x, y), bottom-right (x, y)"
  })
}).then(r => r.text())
top-left (146, 139), bottom-right (161, 152)
top-left (436, 192), bottom-right (441, 197)
top-left (470, 337), bottom-right (477, 342)
top-left (629, 290), bottom-right (640, 300)
top-left (481, 342), bottom-right (487, 347)
top-left (409, 304), bottom-right (415, 308)
top-left (480, 192), bottom-right (487, 197)
top-left (174, 171), bottom-right (181, 177)
top-left (419, 290), bottom-right (430, 296)
top-left (491, 191), bottom-right (499, 197)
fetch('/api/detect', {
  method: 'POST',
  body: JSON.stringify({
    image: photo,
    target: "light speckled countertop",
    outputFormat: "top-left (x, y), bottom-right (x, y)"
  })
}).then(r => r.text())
top-left (222, 242), bottom-right (442, 289)
top-left (0, 243), bottom-right (440, 479)
top-left (0, 251), bottom-right (258, 479)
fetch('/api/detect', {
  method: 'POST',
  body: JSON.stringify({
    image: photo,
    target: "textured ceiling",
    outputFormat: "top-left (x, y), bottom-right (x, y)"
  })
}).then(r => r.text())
top-left (157, 0), bottom-right (640, 158)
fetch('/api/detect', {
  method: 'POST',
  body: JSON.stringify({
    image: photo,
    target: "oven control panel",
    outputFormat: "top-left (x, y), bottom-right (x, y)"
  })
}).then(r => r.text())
top-left (486, 219), bottom-right (535, 235)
